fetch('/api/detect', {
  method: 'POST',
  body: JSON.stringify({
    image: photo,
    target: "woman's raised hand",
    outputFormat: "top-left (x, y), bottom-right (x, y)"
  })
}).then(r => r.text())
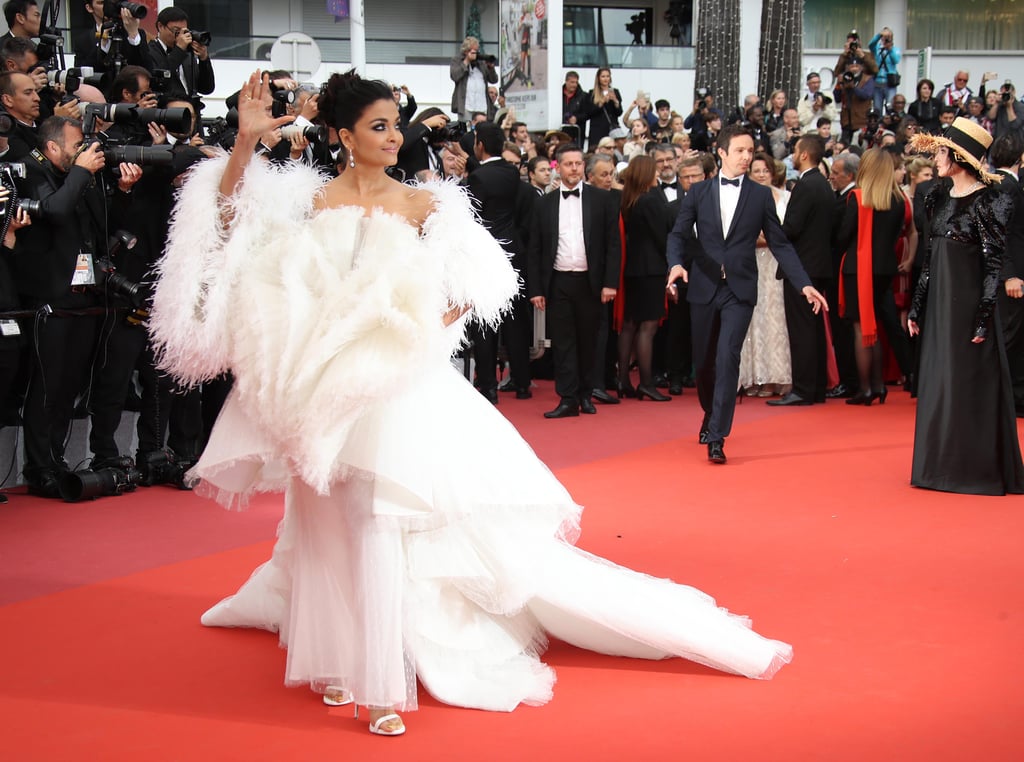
top-left (237, 70), bottom-right (295, 142)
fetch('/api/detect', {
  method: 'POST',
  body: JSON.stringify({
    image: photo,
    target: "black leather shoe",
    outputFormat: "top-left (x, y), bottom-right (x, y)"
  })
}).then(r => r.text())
top-left (27, 472), bottom-right (62, 499)
top-left (668, 381), bottom-right (683, 395)
top-left (579, 397), bottom-right (597, 414)
top-left (825, 383), bottom-right (853, 399)
top-left (654, 372), bottom-right (670, 389)
top-left (480, 387), bottom-right (499, 405)
top-left (515, 388), bottom-right (533, 400)
top-left (636, 384), bottom-right (672, 401)
top-left (707, 440), bottom-right (727, 464)
top-left (497, 378), bottom-right (516, 392)
top-left (698, 413), bottom-right (711, 445)
top-left (591, 388), bottom-right (620, 405)
top-left (766, 392), bottom-right (812, 407)
top-left (544, 400), bottom-right (579, 418)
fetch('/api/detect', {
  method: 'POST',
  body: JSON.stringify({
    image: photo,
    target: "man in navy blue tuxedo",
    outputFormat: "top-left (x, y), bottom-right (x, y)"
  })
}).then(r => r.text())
top-left (666, 125), bottom-right (828, 463)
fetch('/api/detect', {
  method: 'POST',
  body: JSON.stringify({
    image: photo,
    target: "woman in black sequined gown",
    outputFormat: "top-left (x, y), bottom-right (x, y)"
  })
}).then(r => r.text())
top-left (908, 120), bottom-right (1024, 495)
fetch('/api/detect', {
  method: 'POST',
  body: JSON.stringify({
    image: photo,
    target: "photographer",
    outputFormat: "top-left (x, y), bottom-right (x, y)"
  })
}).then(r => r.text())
top-left (0, 0), bottom-right (40, 44)
top-left (837, 58), bottom-right (875, 145)
top-left (147, 7), bottom-right (214, 105)
top-left (834, 30), bottom-right (877, 81)
top-left (987, 81), bottom-right (1024, 140)
top-left (73, 1), bottom-right (152, 75)
top-left (449, 36), bottom-right (496, 125)
top-left (396, 106), bottom-right (451, 181)
top-left (0, 70), bottom-right (40, 159)
top-left (868, 27), bottom-right (901, 115)
top-left (770, 107), bottom-right (803, 160)
top-left (1, 36), bottom-right (82, 123)
top-left (8, 115), bottom-right (141, 496)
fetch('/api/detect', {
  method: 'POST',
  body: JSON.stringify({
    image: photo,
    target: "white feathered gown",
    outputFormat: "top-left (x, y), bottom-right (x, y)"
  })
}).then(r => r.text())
top-left (149, 156), bottom-right (793, 713)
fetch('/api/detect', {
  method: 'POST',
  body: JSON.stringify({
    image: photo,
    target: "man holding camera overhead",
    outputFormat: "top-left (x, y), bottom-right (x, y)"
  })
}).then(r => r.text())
top-left (8, 114), bottom-right (142, 497)
top-left (450, 36), bottom-right (497, 126)
top-left (147, 6), bottom-right (214, 105)
top-left (73, 1), bottom-right (152, 75)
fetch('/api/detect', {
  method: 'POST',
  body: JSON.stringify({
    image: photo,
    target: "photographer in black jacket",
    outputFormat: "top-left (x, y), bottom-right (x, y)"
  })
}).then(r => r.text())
top-left (146, 7), bottom-right (214, 106)
top-left (9, 115), bottom-right (141, 496)
top-left (72, 1), bottom-right (153, 76)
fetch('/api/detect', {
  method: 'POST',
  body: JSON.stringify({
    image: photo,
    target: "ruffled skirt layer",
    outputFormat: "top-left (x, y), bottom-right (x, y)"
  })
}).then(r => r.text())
top-left (198, 361), bottom-right (792, 711)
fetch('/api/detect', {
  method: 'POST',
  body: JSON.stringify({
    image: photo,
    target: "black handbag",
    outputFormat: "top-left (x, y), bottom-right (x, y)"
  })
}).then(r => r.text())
top-left (887, 72), bottom-right (901, 88)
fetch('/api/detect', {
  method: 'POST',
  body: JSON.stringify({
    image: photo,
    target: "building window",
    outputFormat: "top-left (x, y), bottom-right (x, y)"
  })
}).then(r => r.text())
top-left (564, 5), bottom-right (655, 67)
top-left (907, 0), bottom-right (1024, 50)
top-left (176, 1), bottom-right (253, 59)
top-left (803, 0), bottom-right (873, 50)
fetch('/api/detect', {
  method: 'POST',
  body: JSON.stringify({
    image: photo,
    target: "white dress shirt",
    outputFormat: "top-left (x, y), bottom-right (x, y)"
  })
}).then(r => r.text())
top-left (719, 174), bottom-right (743, 238)
top-left (554, 184), bottom-right (588, 272)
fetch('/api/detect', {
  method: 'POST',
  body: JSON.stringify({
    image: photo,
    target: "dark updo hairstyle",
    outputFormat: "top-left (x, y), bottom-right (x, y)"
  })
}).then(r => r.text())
top-left (318, 68), bottom-right (395, 133)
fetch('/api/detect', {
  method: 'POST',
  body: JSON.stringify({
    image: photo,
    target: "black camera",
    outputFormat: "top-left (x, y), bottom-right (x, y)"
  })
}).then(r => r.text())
top-left (103, 1), bottom-right (148, 20)
top-left (137, 450), bottom-right (194, 489)
top-left (35, 32), bottom-right (63, 63)
top-left (842, 71), bottom-right (856, 83)
top-left (431, 121), bottom-right (468, 143)
top-left (93, 230), bottom-right (146, 307)
top-left (59, 464), bottom-right (140, 501)
top-left (82, 102), bottom-right (195, 137)
top-left (1001, 83), bottom-right (1015, 103)
top-left (480, 54), bottom-right (497, 65)
top-left (271, 88), bottom-right (296, 118)
top-left (187, 30), bottom-right (212, 46)
top-left (149, 68), bottom-right (173, 94)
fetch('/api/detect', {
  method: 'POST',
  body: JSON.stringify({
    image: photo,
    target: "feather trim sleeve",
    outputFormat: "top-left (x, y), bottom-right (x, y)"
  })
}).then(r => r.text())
top-left (419, 180), bottom-right (521, 328)
top-left (148, 154), bottom-right (325, 386)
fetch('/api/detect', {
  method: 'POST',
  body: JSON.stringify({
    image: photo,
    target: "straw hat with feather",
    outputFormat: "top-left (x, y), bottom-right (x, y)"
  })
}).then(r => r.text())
top-left (908, 117), bottom-right (1002, 184)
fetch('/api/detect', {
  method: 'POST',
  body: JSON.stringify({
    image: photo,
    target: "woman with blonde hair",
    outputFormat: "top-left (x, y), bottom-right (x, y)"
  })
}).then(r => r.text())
top-left (615, 155), bottom-right (672, 400)
top-left (765, 89), bottom-right (788, 133)
top-left (580, 67), bottom-right (622, 150)
top-left (836, 147), bottom-right (914, 404)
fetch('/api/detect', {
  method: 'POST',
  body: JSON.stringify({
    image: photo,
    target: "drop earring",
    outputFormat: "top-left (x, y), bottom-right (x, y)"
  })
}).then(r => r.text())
top-left (348, 149), bottom-right (355, 168)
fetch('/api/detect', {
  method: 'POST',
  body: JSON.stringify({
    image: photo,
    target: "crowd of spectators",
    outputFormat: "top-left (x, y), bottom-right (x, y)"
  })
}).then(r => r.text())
top-left (2, 11), bottom-right (1023, 498)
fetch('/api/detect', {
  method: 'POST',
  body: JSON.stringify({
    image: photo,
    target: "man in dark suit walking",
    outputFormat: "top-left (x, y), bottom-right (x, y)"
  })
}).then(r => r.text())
top-left (990, 133), bottom-right (1024, 413)
top-left (465, 121), bottom-right (535, 403)
top-left (666, 125), bottom-right (828, 463)
top-left (528, 143), bottom-right (620, 418)
top-left (771, 134), bottom-right (836, 406)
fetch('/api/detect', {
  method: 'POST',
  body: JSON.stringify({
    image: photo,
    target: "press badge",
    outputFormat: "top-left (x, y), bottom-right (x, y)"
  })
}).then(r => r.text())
top-left (71, 251), bottom-right (96, 286)
top-left (0, 320), bottom-right (19, 337)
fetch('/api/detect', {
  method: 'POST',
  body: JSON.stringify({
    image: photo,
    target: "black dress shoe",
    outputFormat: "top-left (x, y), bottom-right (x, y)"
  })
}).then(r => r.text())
top-left (27, 472), bottom-right (62, 499)
top-left (544, 400), bottom-right (579, 418)
top-left (497, 378), bottom-right (516, 392)
top-left (636, 384), bottom-right (672, 401)
top-left (668, 381), bottom-right (683, 396)
top-left (653, 372), bottom-right (670, 389)
top-left (591, 388), bottom-right (621, 405)
top-left (579, 397), bottom-right (597, 415)
top-left (515, 388), bottom-right (533, 400)
top-left (707, 440), bottom-right (727, 464)
top-left (698, 413), bottom-right (711, 445)
top-left (480, 387), bottom-right (499, 405)
top-left (766, 392), bottom-right (812, 407)
top-left (825, 383), bottom-right (854, 399)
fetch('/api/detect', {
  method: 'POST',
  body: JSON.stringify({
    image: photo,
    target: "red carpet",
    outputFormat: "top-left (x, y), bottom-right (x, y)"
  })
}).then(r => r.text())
top-left (2, 382), bottom-right (1023, 760)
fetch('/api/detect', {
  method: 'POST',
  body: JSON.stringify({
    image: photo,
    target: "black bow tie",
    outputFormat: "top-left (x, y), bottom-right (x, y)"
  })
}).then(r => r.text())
top-left (562, 188), bottom-right (580, 199)
top-left (720, 176), bottom-right (740, 187)
top-left (660, 181), bottom-right (678, 190)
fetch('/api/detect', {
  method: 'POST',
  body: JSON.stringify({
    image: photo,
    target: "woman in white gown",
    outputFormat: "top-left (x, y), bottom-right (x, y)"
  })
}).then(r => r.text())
top-left (149, 70), bottom-right (792, 737)
top-left (738, 153), bottom-right (792, 396)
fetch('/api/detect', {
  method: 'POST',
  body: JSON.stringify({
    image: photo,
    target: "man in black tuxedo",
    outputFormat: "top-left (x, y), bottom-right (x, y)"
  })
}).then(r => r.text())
top-left (990, 133), bottom-right (1024, 413)
top-left (666, 125), bottom-right (828, 463)
top-left (146, 7), bottom-right (214, 105)
top-left (73, 2), bottom-right (152, 75)
top-left (826, 152), bottom-right (861, 398)
top-left (465, 122), bottom-right (534, 402)
top-left (772, 134), bottom-right (836, 406)
top-left (528, 143), bottom-right (620, 418)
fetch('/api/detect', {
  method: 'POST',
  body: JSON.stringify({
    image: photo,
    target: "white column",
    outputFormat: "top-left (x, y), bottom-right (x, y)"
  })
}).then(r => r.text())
top-left (546, 1), bottom-right (564, 130)
top-left (738, 0), bottom-right (762, 103)
top-left (350, 0), bottom-right (366, 74)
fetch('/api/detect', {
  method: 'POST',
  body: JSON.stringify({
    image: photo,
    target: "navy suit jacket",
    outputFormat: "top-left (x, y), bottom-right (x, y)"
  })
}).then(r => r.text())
top-left (667, 177), bottom-right (811, 305)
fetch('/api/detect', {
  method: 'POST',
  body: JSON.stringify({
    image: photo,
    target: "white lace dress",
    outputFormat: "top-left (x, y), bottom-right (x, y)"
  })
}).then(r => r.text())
top-left (148, 155), bottom-right (793, 713)
top-left (739, 188), bottom-right (792, 390)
